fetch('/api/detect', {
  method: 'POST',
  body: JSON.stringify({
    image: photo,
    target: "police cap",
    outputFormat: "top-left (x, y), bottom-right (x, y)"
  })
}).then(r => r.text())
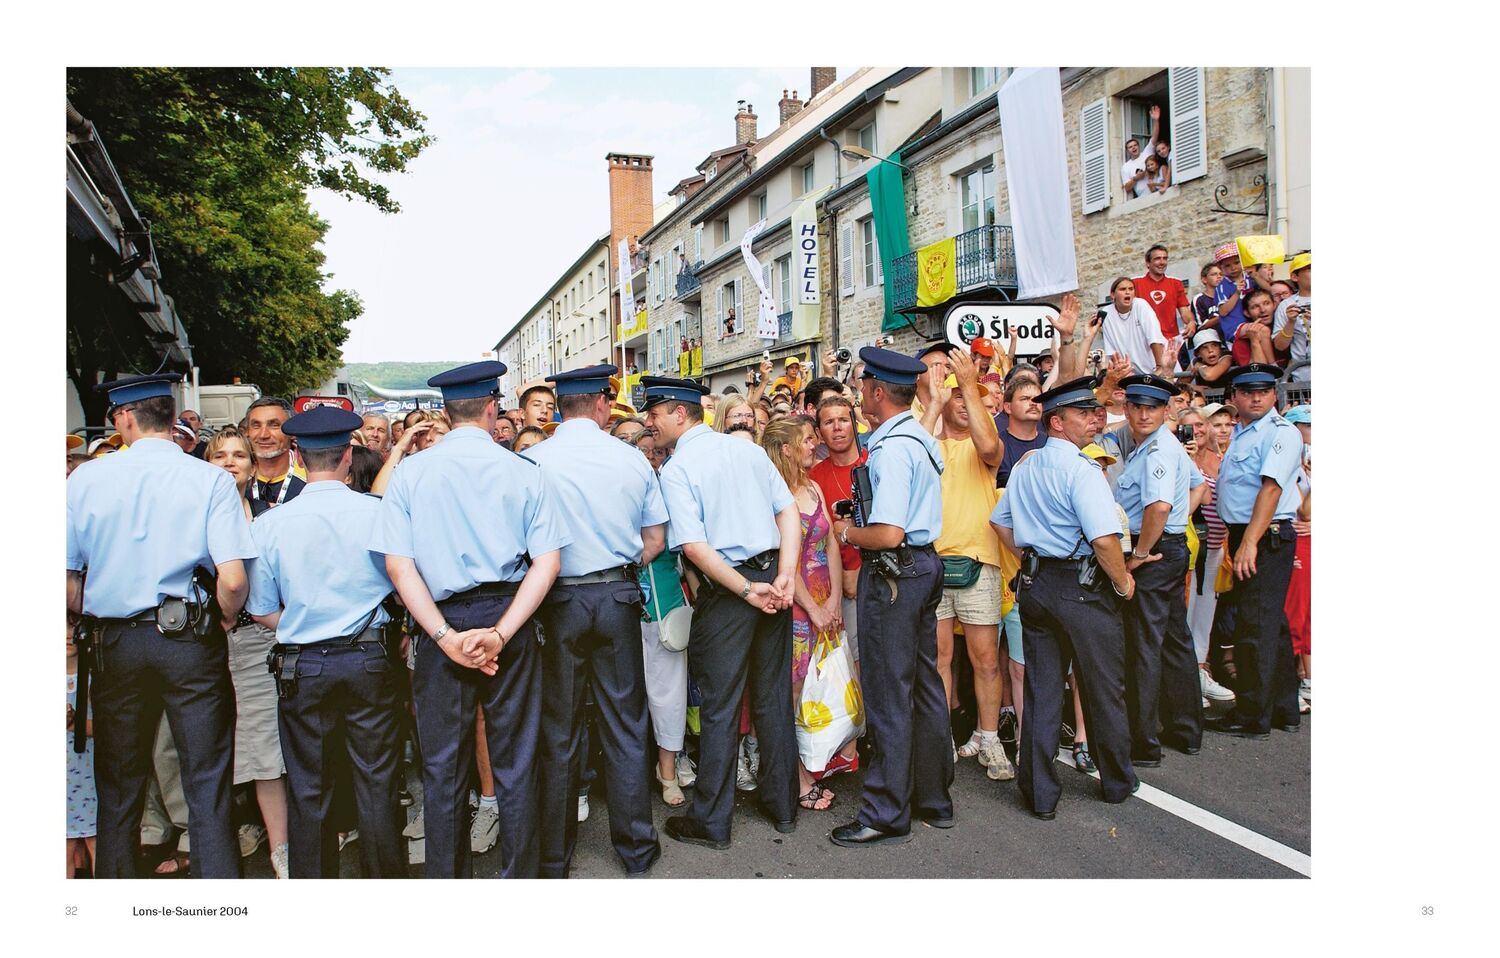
top-left (427, 361), bottom-right (508, 402)
top-left (549, 364), bottom-right (618, 397)
top-left (1037, 375), bottom-right (1102, 414)
top-left (1224, 363), bottom-right (1283, 391)
top-left (282, 406), bottom-right (366, 449)
top-left (640, 376), bottom-right (709, 410)
top-left (1119, 373), bottom-right (1180, 407)
top-left (859, 346), bottom-right (927, 385)
top-left (94, 372), bottom-right (183, 406)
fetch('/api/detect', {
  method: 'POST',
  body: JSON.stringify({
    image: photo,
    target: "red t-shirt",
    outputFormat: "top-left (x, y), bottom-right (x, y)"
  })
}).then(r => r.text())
top-left (1133, 273), bottom-right (1189, 340)
top-left (810, 449), bottom-right (868, 573)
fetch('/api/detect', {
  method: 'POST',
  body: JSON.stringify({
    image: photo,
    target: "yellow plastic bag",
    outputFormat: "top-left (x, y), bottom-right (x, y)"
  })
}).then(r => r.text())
top-left (796, 630), bottom-right (864, 773)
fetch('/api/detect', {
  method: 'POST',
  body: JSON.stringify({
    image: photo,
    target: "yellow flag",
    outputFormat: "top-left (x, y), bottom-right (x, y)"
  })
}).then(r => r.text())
top-left (915, 236), bottom-right (957, 307)
top-left (1235, 234), bottom-right (1286, 268)
top-left (678, 351), bottom-right (689, 376)
top-left (690, 346), bottom-right (703, 377)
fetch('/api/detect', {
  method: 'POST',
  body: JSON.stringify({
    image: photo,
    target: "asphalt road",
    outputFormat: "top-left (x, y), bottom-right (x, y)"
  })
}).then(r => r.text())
top-left (227, 714), bottom-right (1309, 880)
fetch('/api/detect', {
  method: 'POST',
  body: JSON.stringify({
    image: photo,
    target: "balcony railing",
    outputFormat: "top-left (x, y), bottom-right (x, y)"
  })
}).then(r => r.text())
top-left (777, 311), bottom-right (792, 340)
top-left (675, 260), bottom-right (704, 298)
top-left (891, 224), bottom-right (1017, 312)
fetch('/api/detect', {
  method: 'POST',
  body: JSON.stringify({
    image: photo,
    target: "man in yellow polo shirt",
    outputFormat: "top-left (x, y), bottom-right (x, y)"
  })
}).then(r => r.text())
top-left (918, 348), bottom-right (1014, 782)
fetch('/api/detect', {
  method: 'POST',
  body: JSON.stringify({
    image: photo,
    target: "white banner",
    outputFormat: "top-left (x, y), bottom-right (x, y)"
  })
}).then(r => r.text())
top-left (944, 301), bottom-right (1059, 357)
top-left (998, 69), bottom-right (1079, 299)
top-left (617, 238), bottom-right (633, 343)
top-left (740, 220), bottom-right (780, 339)
top-left (793, 191), bottom-right (823, 306)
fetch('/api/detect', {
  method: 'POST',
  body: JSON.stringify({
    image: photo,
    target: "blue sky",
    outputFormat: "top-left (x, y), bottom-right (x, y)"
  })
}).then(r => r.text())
top-left (310, 67), bottom-right (832, 363)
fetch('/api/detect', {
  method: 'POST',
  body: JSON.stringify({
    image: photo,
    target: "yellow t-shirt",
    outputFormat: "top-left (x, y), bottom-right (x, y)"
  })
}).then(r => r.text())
top-left (935, 436), bottom-right (1001, 568)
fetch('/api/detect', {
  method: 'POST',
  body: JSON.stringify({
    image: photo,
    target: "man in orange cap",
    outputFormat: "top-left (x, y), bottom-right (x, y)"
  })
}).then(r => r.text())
top-left (969, 337), bottom-right (997, 379)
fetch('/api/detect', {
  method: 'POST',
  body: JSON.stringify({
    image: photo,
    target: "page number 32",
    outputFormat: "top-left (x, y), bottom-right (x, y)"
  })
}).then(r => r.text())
top-left (65, 906), bottom-right (78, 916)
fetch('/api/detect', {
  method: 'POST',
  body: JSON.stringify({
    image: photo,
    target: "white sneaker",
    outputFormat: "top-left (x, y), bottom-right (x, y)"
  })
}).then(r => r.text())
top-left (337, 829), bottom-right (359, 852)
top-left (402, 809), bottom-right (425, 840)
top-left (270, 842), bottom-right (289, 879)
top-left (470, 805), bottom-right (499, 853)
top-left (676, 752), bottom-right (697, 788)
top-left (744, 736), bottom-right (761, 779)
top-left (1299, 678), bottom-right (1311, 707)
top-left (1201, 669), bottom-right (1236, 703)
top-left (238, 823), bottom-right (267, 858)
top-left (1202, 697), bottom-right (1210, 710)
top-left (577, 794), bottom-right (590, 822)
top-left (977, 739), bottom-right (1016, 781)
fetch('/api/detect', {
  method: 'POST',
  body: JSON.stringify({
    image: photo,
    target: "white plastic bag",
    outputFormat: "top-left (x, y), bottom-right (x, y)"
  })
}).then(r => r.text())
top-left (796, 631), bottom-right (864, 772)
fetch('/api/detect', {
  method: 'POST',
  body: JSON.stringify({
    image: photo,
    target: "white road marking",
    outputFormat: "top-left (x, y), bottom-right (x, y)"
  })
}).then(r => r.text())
top-left (1055, 749), bottom-right (1312, 877)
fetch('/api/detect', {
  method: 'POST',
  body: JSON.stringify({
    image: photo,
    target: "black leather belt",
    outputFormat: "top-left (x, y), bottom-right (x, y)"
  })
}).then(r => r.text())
top-left (282, 626), bottom-right (385, 650)
top-left (736, 550), bottom-right (777, 572)
top-left (100, 609), bottom-right (159, 627)
top-left (442, 581), bottom-right (521, 603)
top-left (556, 565), bottom-right (637, 587)
top-left (1037, 556), bottom-right (1086, 569)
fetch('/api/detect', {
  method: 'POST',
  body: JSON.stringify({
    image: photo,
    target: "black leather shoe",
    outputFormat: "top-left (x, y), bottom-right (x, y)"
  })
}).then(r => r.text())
top-left (1274, 722), bottom-right (1300, 733)
top-left (1161, 738), bottom-right (1201, 755)
top-left (1205, 718), bottom-right (1270, 740)
top-left (919, 813), bottom-right (955, 829)
top-left (1031, 809), bottom-right (1057, 821)
top-left (664, 815), bottom-right (729, 850)
top-left (772, 819), bottom-right (796, 834)
top-left (624, 842), bottom-right (661, 878)
top-left (829, 821), bottom-right (912, 847)
top-left (1132, 757), bottom-right (1162, 768)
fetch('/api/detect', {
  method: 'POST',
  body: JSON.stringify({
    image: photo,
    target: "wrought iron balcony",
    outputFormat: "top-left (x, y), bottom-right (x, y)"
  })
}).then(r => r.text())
top-left (778, 311), bottom-right (792, 340)
top-left (891, 224), bottom-right (1017, 312)
top-left (675, 260), bottom-right (704, 298)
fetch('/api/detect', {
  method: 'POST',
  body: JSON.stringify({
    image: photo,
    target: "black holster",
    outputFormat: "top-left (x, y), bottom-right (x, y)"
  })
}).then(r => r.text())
top-left (267, 645), bottom-right (301, 700)
top-left (72, 616), bottom-right (99, 754)
top-left (1077, 555), bottom-right (1104, 592)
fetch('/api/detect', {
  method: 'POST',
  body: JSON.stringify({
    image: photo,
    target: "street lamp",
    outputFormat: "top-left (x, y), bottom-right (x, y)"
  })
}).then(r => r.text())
top-left (839, 145), bottom-right (909, 171)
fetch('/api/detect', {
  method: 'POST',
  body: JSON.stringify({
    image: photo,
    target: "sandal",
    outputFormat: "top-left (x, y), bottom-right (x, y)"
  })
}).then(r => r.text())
top-left (657, 770), bottom-right (686, 807)
top-left (956, 733), bottom-right (983, 759)
top-left (1072, 742), bottom-right (1096, 774)
top-left (817, 750), bottom-right (859, 780)
top-left (153, 851), bottom-right (189, 878)
top-left (798, 783), bottom-right (836, 811)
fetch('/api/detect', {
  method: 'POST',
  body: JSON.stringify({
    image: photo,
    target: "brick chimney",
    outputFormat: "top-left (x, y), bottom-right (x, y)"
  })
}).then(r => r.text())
top-left (735, 100), bottom-right (758, 146)
top-left (778, 89), bottom-right (804, 125)
top-left (606, 152), bottom-right (655, 330)
top-left (811, 68), bottom-right (836, 100)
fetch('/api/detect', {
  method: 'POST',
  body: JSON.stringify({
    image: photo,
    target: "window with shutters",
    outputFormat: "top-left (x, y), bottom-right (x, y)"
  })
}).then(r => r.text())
top-left (777, 254), bottom-right (792, 313)
top-left (861, 217), bottom-right (882, 288)
top-left (839, 222), bottom-right (855, 297)
top-left (1098, 68), bottom-right (1208, 213)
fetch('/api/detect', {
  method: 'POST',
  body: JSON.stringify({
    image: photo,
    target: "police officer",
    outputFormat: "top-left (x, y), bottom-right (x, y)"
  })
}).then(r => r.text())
top-left (1207, 363), bottom-right (1304, 739)
top-left (1115, 375), bottom-right (1206, 764)
top-left (369, 361), bottom-right (570, 878)
top-left (644, 376), bottom-right (801, 849)
top-left (66, 373), bottom-right (257, 878)
top-left (829, 347), bottom-right (954, 848)
top-left (521, 365), bottom-right (665, 878)
top-left (991, 376), bottom-right (1139, 819)
top-left (246, 406), bottom-right (406, 878)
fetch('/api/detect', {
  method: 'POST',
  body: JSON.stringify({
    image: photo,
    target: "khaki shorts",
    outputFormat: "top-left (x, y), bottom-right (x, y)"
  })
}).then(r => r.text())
top-left (936, 562), bottom-right (1003, 626)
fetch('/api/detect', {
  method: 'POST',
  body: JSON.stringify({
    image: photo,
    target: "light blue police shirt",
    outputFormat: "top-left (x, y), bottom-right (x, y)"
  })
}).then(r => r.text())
top-left (1116, 423), bottom-right (1205, 534)
top-left (865, 411), bottom-right (945, 546)
top-left (368, 426), bottom-right (571, 600)
top-left (521, 418), bottom-right (669, 577)
top-left (658, 423), bottom-right (793, 564)
top-left (991, 437), bottom-right (1122, 558)
top-left (1216, 410), bottom-right (1303, 524)
top-left (246, 481), bottom-right (394, 646)
top-left (66, 437), bottom-right (257, 618)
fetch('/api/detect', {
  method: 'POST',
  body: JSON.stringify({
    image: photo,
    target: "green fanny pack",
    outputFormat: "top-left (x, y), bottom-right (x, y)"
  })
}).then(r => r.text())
top-left (941, 556), bottom-right (983, 589)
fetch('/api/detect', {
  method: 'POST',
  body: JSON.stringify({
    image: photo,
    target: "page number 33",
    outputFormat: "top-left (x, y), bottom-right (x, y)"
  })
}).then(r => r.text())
top-left (1421, 906), bottom-right (1434, 916)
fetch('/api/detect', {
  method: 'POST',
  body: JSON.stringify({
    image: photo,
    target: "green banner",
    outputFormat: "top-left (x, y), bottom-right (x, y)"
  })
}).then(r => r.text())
top-left (866, 148), bottom-right (911, 333)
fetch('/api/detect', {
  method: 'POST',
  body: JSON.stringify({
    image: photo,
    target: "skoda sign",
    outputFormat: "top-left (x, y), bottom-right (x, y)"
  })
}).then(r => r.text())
top-left (944, 302), bottom-right (1059, 356)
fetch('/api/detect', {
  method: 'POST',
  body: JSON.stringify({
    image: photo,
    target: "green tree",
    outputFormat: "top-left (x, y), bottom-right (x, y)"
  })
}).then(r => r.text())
top-left (67, 68), bottom-right (431, 413)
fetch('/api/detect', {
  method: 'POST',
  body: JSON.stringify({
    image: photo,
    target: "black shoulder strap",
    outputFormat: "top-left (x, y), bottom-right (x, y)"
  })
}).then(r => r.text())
top-left (871, 420), bottom-right (942, 477)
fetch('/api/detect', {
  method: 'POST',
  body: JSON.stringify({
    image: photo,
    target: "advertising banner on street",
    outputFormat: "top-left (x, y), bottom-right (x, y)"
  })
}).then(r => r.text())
top-left (943, 301), bottom-right (1060, 357)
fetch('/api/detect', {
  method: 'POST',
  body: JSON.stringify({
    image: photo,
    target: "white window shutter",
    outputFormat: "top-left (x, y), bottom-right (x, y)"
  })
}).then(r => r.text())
top-left (840, 222), bottom-right (855, 297)
top-left (734, 278), bottom-right (743, 323)
top-left (1080, 97), bottom-right (1110, 214)
top-left (874, 230), bottom-right (883, 285)
top-left (716, 284), bottom-right (724, 335)
top-left (1168, 67), bottom-right (1208, 184)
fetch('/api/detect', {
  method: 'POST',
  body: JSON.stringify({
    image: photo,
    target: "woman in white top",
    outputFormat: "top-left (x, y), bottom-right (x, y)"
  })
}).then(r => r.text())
top-left (1099, 277), bottom-right (1169, 376)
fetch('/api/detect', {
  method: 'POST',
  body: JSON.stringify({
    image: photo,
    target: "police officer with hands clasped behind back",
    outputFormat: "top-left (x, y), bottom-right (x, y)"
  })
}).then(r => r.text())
top-left (247, 406), bottom-right (406, 878)
top-left (829, 347), bottom-right (954, 848)
top-left (1207, 363), bottom-right (1304, 739)
top-left (370, 361), bottom-right (571, 878)
top-left (1114, 374), bottom-right (1206, 765)
top-left (66, 373), bottom-right (258, 878)
top-left (991, 375), bottom-right (1139, 820)
top-left (521, 365), bottom-right (665, 878)
top-left (644, 375), bottom-right (803, 850)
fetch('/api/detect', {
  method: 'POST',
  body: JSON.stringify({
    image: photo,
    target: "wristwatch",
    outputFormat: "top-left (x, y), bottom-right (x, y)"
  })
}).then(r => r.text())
top-left (1130, 551), bottom-right (1150, 561)
top-left (839, 526), bottom-right (850, 546)
top-left (738, 580), bottom-right (752, 600)
top-left (431, 622), bottom-right (452, 642)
